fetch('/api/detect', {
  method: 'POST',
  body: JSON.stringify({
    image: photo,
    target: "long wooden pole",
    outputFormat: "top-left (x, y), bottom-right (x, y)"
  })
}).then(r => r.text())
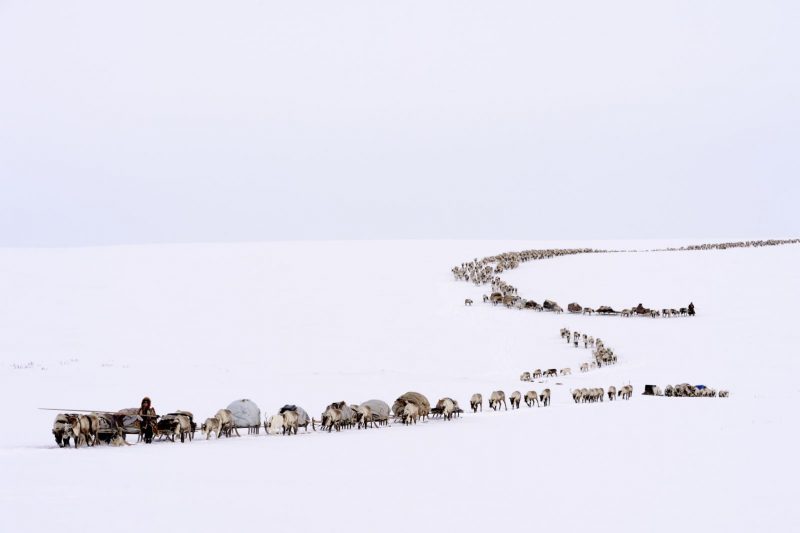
top-left (39, 408), bottom-right (157, 417)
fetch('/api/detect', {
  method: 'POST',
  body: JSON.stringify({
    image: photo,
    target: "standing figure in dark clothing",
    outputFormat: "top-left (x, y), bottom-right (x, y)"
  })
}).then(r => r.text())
top-left (137, 396), bottom-right (157, 443)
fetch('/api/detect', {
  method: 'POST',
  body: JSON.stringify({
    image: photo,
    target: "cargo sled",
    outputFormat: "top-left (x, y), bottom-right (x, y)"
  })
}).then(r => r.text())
top-left (227, 399), bottom-right (262, 434)
top-left (643, 384), bottom-right (663, 396)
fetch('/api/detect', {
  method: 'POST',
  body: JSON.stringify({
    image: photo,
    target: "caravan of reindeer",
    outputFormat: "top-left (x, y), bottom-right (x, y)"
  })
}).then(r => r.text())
top-left (559, 328), bottom-right (618, 369)
top-left (453, 246), bottom-right (696, 317)
top-left (519, 329), bottom-right (618, 386)
top-left (48, 239), bottom-right (781, 449)
top-left (48, 386), bottom-right (555, 448)
top-left (47, 354), bottom-right (726, 450)
top-left (456, 239), bottom-right (800, 317)
top-left (47, 325), bottom-right (732, 450)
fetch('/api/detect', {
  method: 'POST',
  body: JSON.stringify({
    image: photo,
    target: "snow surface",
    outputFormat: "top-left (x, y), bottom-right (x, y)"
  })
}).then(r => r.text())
top-left (1, 240), bottom-right (798, 532)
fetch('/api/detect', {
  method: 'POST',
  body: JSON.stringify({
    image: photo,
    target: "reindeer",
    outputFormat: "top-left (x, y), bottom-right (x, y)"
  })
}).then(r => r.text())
top-left (470, 393), bottom-right (483, 413)
top-left (52, 414), bottom-right (72, 448)
top-left (539, 389), bottom-right (551, 407)
top-left (202, 418), bottom-right (222, 439)
top-left (316, 405), bottom-right (343, 432)
top-left (213, 409), bottom-right (240, 438)
top-left (524, 391), bottom-right (539, 407)
top-left (436, 398), bottom-right (458, 420)
top-left (355, 405), bottom-right (374, 429)
top-left (509, 391), bottom-right (521, 409)
top-left (64, 414), bottom-right (97, 448)
top-left (489, 391), bottom-right (507, 411)
top-left (284, 410), bottom-right (303, 435)
top-left (402, 403), bottom-right (419, 425)
top-left (617, 385), bottom-right (633, 400)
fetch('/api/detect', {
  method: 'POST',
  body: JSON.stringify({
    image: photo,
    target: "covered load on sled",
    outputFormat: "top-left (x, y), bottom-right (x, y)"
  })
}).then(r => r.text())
top-left (643, 384), bottom-right (663, 396)
top-left (392, 392), bottom-right (431, 420)
top-left (596, 305), bottom-right (617, 315)
top-left (226, 399), bottom-right (262, 434)
top-left (543, 299), bottom-right (559, 310)
top-left (112, 407), bottom-right (158, 442)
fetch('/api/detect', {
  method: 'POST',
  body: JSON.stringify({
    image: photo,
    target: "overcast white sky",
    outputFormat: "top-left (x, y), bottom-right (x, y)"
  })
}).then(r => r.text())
top-left (0, 1), bottom-right (797, 246)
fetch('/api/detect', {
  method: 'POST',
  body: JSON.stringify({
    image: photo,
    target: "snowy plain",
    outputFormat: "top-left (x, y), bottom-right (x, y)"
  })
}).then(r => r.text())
top-left (0, 240), bottom-right (798, 532)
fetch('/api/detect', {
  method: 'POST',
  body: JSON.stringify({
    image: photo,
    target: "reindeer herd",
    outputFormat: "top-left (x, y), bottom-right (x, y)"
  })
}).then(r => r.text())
top-left (571, 385), bottom-right (633, 403)
top-left (51, 409), bottom-right (204, 448)
top-left (473, 293), bottom-right (697, 319)
top-left (48, 378), bottom-right (604, 448)
top-left (560, 328), bottom-right (618, 369)
top-left (452, 244), bottom-right (692, 316)
top-left (517, 329), bottom-right (633, 407)
top-left (517, 328), bottom-right (618, 382)
top-left (456, 239), bottom-right (799, 317)
top-left (47, 389), bottom-right (520, 448)
top-left (49, 309), bottom-right (737, 450)
top-left (51, 373), bottom-right (726, 449)
top-left (48, 239), bottom-right (784, 450)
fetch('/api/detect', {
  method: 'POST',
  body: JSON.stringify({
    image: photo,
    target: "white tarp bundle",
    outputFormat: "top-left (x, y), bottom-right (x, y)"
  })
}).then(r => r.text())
top-left (226, 399), bottom-right (261, 428)
top-left (360, 399), bottom-right (390, 421)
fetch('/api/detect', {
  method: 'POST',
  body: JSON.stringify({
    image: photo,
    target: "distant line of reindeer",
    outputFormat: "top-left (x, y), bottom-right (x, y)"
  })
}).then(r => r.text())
top-left (456, 238), bottom-right (798, 316)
